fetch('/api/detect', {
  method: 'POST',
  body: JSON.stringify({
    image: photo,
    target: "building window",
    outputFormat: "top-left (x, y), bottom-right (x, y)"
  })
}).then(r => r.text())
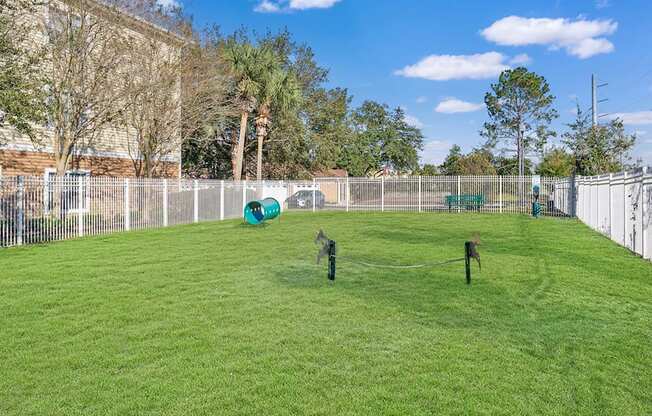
top-left (44, 169), bottom-right (90, 214)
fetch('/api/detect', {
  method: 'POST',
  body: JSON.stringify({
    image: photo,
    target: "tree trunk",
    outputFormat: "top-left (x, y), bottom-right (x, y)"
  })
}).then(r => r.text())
top-left (53, 141), bottom-right (72, 219)
top-left (233, 111), bottom-right (248, 181)
top-left (255, 117), bottom-right (268, 182)
top-left (55, 157), bottom-right (68, 177)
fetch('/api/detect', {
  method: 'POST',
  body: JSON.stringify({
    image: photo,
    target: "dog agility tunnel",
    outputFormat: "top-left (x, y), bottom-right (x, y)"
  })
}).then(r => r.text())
top-left (244, 198), bottom-right (281, 225)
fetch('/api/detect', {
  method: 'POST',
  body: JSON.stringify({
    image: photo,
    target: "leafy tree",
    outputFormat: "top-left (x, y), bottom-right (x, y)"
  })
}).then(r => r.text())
top-left (258, 30), bottom-right (335, 179)
top-left (119, 25), bottom-right (232, 178)
top-left (183, 29), bottom-right (425, 180)
top-left (0, 0), bottom-right (45, 143)
top-left (455, 150), bottom-right (497, 175)
top-left (492, 155), bottom-right (533, 175)
top-left (305, 87), bottom-right (352, 172)
top-left (439, 145), bottom-right (463, 175)
top-left (341, 101), bottom-right (423, 176)
top-left (416, 164), bottom-right (439, 176)
top-left (481, 67), bottom-right (558, 176)
top-left (562, 107), bottom-right (636, 175)
top-left (45, 0), bottom-right (132, 176)
top-left (222, 40), bottom-right (277, 180)
top-left (253, 68), bottom-right (302, 181)
top-left (439, 146), bottom-right (497, 176)
top-left (537, 148), bottom-right (574, 177)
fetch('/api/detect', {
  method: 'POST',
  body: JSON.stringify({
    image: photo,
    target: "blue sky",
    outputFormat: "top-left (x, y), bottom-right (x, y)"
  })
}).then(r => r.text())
top-left (176, 0), bottom-right (652, 166)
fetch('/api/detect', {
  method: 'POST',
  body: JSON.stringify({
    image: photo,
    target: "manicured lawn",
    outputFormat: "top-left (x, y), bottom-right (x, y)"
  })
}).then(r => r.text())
top-left (1, 212), bottom-right (651, 415)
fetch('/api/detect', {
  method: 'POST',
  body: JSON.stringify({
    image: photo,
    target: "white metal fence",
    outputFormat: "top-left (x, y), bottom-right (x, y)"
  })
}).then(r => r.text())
top-left (0, 175), bottom-right (573, 248)
top-left (574, 168), bottom-right (652, 260)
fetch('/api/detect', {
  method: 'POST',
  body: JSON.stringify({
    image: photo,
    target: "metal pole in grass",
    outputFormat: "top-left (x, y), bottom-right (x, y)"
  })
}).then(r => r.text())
top-left (163, 179), bottom-right (168, 227)
top-left (464, 241), bottom-right (472, 285)
top-left (16, 176), bottom-right (24, 246)
top-left (328, 239), bottom-right (336, 281)
top-left (124, 178), bottom-right (130, 231)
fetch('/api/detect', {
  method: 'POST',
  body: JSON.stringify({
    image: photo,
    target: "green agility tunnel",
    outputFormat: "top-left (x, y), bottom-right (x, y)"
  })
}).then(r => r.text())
top-left (244, 198), bottom-right (281, 225)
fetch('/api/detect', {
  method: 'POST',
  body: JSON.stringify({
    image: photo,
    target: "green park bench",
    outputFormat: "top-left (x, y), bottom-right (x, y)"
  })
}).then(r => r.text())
top-left (445, 194), bottom-right (485, 212)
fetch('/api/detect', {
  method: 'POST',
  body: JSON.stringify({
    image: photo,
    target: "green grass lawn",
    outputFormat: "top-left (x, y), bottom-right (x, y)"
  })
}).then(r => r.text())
top-left (1, 212), bottom-right (651, 415)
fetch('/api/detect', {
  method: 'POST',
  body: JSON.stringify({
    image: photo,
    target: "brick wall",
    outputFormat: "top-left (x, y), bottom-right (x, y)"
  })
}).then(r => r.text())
top-left (0, 149), bottom-right (180, 178)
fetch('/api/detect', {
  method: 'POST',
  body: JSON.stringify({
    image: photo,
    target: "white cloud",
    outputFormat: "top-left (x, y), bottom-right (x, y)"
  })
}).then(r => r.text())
top-left (254, 0), bottom-right (281, 12)
top-left (254, 0), bottom-right (341, 13)
top-left (635, 130), bottom-right (647, 137)
top-left (481, 16), bottom-right (617, 59)
top-left (404, 115), bottom-right (424, 129)
top-left (611, 111), bottom-right (652, 125)
top-left (596, 0), bottom-right (610, 9)
top-left (435, 98), bottom-right (484, 114)
top-left (509, 53), bottom-right (532, 65)
top-left (395, 52), bottom-right (509, 81)
top-left (420, 140), bottom-right (453, 165)
top-left (289, 0), bottom-right (341, 9)
top-left (416, 96), bottom-right (428, 104)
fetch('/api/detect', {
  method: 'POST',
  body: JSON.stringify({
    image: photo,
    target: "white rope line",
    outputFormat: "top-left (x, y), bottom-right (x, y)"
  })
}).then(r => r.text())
top-left (337, 257), bottom-right (465, 270)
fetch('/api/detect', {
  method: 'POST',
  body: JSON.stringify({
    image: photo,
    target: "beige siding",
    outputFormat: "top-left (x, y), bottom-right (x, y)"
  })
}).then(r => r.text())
top-left (0, 0), bottom-right (182, 168)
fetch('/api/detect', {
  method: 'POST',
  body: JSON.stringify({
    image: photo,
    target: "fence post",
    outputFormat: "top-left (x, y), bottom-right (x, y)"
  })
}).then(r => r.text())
top-left (608, 174), bottom-right (613, 239)
top-left (623, 172), bottom-right (628, 247)
top-left (242, 180), bottom-right (247, 218)
top-left (337, 180), bottom-right (341, 206)
top-left (346, 177), bottom-right (350, 212)
top-left (163, 179), bottom-right (168, 227)
top-left (418, 176), bottom-right (422, 213)
top-left (499, 176), bottom-right (503, 214)
top-left (641, 167), bottom-right (647, 258)
top-left (313, 178), bottom-right (317, 213)
top-left (570, 175), bottom-right (577, 218)
top-left (193, 179), bottom-right (199, 223)
top-left (381, 177), bottom-right (385, 212)
top-left (124, 178), bottom-right (130, 231)
top-left (78, 176), bottom-right (84, 237)
top-left (220, 180), bottom-right (225, 221)
top-left (457, 176), bottom-right (461, 213)
top-left (16, 176), bottom-right (24, 246)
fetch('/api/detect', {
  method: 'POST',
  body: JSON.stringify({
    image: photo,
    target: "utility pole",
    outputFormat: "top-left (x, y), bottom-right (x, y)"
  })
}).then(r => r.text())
top-left (591, 74), bottom-right (608, 127)
top-left (591, 74), bottom-right (598, 126)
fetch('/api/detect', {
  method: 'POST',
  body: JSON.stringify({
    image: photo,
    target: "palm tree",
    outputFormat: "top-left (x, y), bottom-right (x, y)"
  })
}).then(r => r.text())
top-left (254, 70), bottom-right (302, 181)
top-left (222, 42), bottom-right (276, 180)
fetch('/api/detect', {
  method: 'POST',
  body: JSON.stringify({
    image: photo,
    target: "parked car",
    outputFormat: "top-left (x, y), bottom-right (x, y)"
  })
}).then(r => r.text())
top-left (286, 190), bottom-right (326, 209)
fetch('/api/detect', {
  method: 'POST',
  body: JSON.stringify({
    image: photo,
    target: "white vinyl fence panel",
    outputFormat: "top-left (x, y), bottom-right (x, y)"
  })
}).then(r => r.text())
top-left (574, 168), bottom-right (652, 260)
top-left (1, 174), bottom-right (572, 248)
